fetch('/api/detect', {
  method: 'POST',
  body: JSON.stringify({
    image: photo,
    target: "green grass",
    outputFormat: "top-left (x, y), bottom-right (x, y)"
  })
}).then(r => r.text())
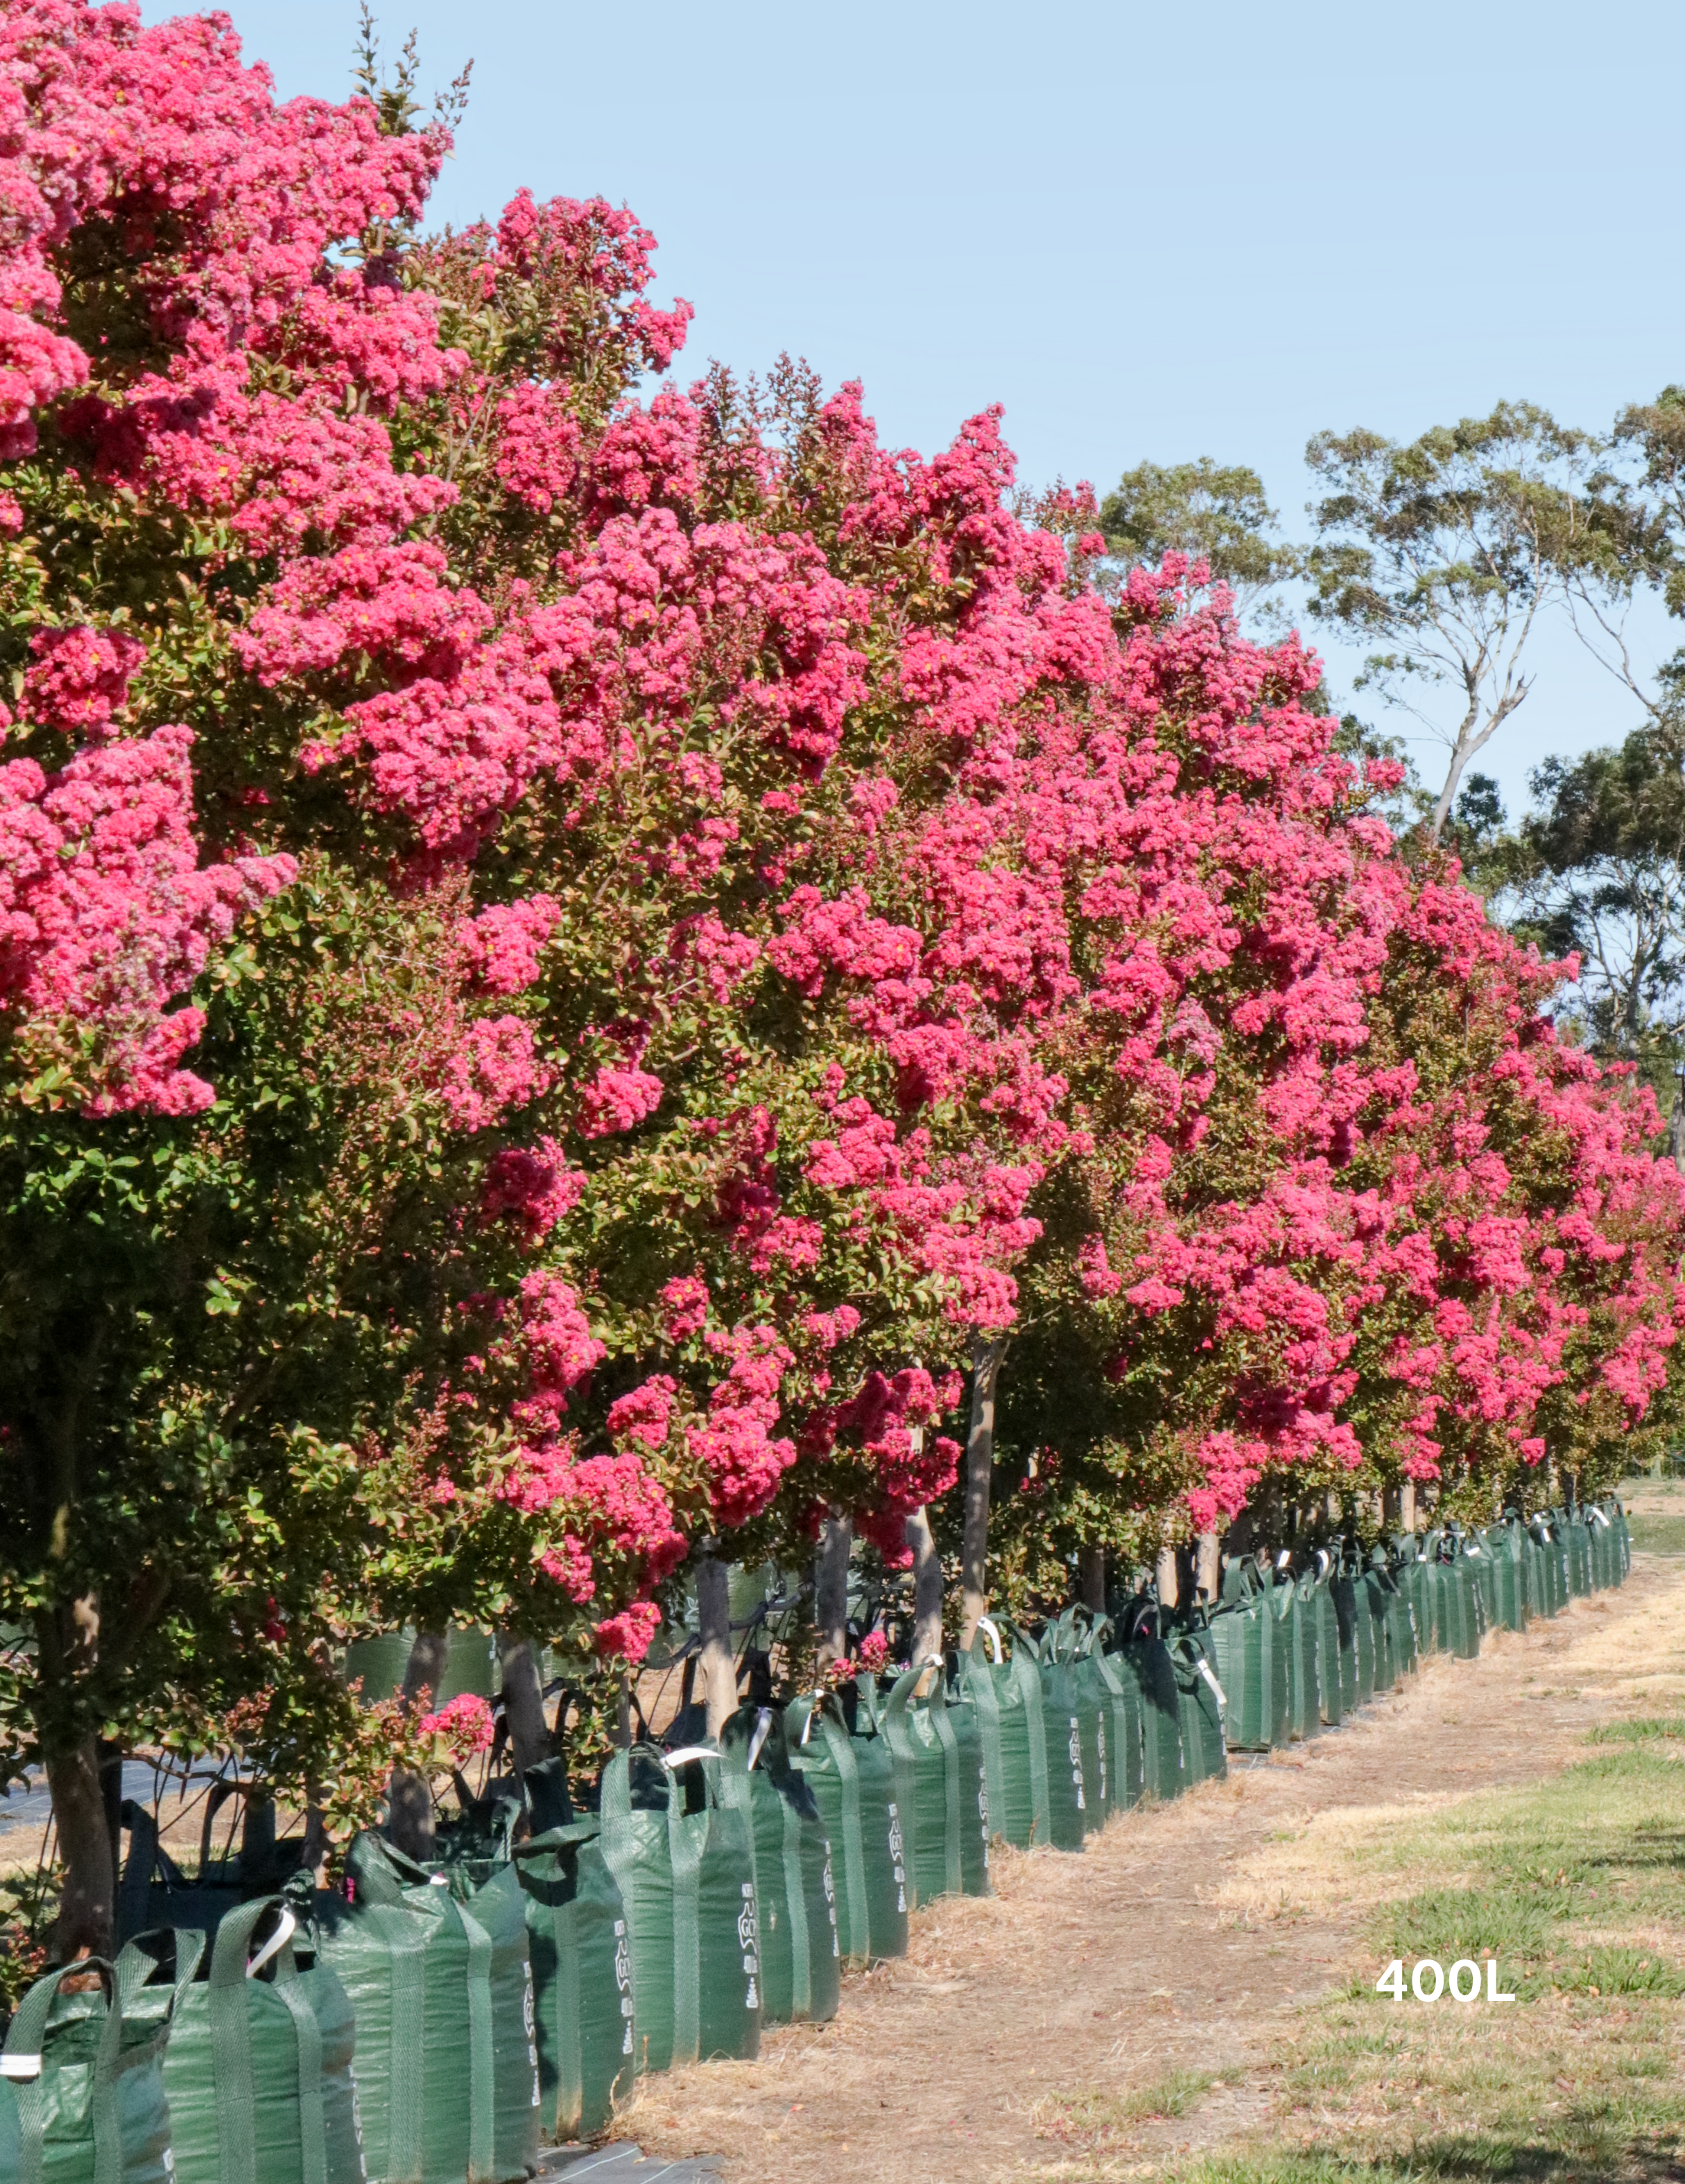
top-left (1587, 1719), bottom-right (1685, 1744)
top-left (1147, 1745), bottom-right (1685, 2184)
top-left (1035, 2070), bottom-right (1222, 2149)
top-left (1626, 1513), bottom-right (1685, 1557)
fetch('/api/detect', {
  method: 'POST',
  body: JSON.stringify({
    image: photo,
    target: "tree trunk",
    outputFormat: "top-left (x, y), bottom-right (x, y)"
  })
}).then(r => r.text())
top-left (1195, 1532), bottom-right (1220, 1604)
top-left (695, 1550), bottom-right (736, 1737)
top-left (959, 1335), bottom-right (1004, 1652)
top-left (1670, 1085), bottom-right (1685, 1172)
top-left (906, 1505), bottom-right (944, 1669)
top-left (815, 1514), bottom-right (852, 1671)
top-left (1078, 1546), bottom-right (1106, 1615)
top-left (388, 1627), bottom-right (447, 1859)
top-left (46, 1737), bottom-right (114, 1959)
top-left (1155, 1546), bottom-right (1180, 1610)
top-left (37, 1589), bottom-right (114, 1959)
top-left (614, 1669), bottom-right (634, 1750)
top-left (496, 1636), bottom-right (553, 1776)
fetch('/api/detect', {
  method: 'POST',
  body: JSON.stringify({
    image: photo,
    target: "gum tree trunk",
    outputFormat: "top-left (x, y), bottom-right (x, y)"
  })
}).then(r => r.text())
top-left (959, 1336), bottom-right (1004, 1652)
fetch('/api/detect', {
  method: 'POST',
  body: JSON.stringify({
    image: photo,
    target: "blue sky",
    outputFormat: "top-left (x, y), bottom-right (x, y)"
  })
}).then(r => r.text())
top-left (146, 0), bottom-right (1685, 817)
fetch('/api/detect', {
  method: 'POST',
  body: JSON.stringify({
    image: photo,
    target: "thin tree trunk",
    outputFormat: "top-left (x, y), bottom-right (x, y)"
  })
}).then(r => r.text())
top-left (496, 1636), bottom-right (553, 1775)
top-left (614, 1668), bottom-right (634, 1749)
top-left (906, 1505), bottom-right (944, 1670)
top-left (388, 1627), bottom-right (447, 1859)
top-left (1155, 1546), bottom-right (1180, 1610)
top-left (1078, 1546), bottom-right (1106, 1615)
top-left (959, 1335), bottom-right (1004, 1652)
top-left (815, 1514), bottom-right (852, 1671)
top-left (1195, 1532), bottom-right (1220, 1604)
top-left (37, 1589), bottom-right (113, 1959)
top-left (695, 1550), bottom-right (736, 1737)
top-left (46, 1738), bottom-right (114, 1959)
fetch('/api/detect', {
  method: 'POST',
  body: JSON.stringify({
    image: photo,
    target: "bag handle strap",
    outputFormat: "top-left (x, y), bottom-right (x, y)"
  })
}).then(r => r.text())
top-left (458, 1903), bottom-right (495, 2183)
top-left (6, 1960), bottom-right (121, 2184)
top-left (114, 1924), bottom-right (207, 2019)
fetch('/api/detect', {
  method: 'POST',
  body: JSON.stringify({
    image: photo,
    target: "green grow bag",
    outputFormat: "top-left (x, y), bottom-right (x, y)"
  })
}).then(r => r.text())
top-left (956, 1621), bottom-right (1053, 1848)
top-left (1482, 1523), bottom-right (1527, 1631)
top-left (1359, 1566), bottom-right (1394, 1694)
top-left (1530, 1519), bottom-right (1566, 1616)
top-left (931, 1675), bottom-right (993, 1890)
top-left (1169, 1623), bottom-right (1227, 1785)
top-left (116, 1788), bottom-right (312, 1945)
top-left (512, 1821), bottom-right (634, 2142)
top-left (429, 1864), bottom-right (540, 2184)
top-left (1564, 1515), bottom-right (1593, 1599)
top-left (1333, 1566), bottom-right (1374, 1708)
top-left (146, 1898), bottom-right (361, 2184)
top-left (786, 1691), bottom-right (908, 1965)
top-left (1109, 1606), bottom-right (1185, 1797)
top-left (1587, 1506), bottom-right (1614, 1591)
top-left (1306, 1570), bottom-right (1344, 1728)
top-left (1589, 1502), bottom-right (1622, 1589)
top-left (1037, 1610), bottom-right (1109, 1834)
top-left (1394, 1539), bottom-right (1435, 1656)
top-left (0, 1945), bottom-right (189, 2184)
top-left (871, 1661), bottom-right (987, 1903)
top-left (1462, 1534), bottom-right (1498, 1630)
top-left (1432, 1554), bottom-right (1482, 1660)
top-left (1521, 1525), bottom-right (1550, 1618)
top-left (597, 1744), bottom-right (761, 2073)
top-left (1017, 1621), bottom-right (1093, 1848)
top-left (1211, 1567), bottom-right (1290, 1751)
top-left (1281, 1571), bottom-right (1322, 1740)
top-left (328, 1833), bottom-right (496, 2184)
top-left (304, 1884), bottom-right (424, 2184)
top-left (1371, 1556), bottom-right (1417, 1679)
top-left (718, 1706), bottom-right (841, 2026)
top-left (1076, 1618), bottom-right (1146, 1812)
top-left (340, 1627), bottom-right (500, 1706)
top-left (1612, 1498), bottom-right (1632, 1577)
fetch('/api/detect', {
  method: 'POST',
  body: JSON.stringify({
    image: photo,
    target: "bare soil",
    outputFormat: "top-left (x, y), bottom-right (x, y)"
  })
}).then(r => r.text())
top-left (621, 1553), bottom-right (1685, 2184)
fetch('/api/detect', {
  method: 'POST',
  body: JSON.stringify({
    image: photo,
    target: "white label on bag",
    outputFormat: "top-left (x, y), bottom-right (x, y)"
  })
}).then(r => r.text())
top-left (1, 2056), bottom-right (41, 2080)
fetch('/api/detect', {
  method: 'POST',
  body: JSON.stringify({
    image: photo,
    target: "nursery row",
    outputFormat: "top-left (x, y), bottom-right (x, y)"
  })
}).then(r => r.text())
top-left (4, 0), bottom-right (1685, 1976)
top-left (0, 1500), bottom-right (1629, 2184)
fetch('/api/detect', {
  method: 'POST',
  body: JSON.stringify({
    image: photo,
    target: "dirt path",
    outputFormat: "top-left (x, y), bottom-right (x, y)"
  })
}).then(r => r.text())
top-left (623, 1556), bottom-right (1685, 2184)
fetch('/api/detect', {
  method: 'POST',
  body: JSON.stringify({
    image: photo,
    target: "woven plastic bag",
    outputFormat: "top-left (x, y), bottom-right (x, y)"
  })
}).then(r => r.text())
top-left (1109, 1600), bottom-right (1185, 1798)
top-left (512, 1819), bottom-right (633, 2142)
top-left (1075, 1615), bottom-right (1146, 1813)
top-left (0, 1939), bottom-right (195, 2184)
top-left (324, 1832), bottom-right (496, 2184)
top-left (784, 1690), bottom-right (908, 1966)
top-left (718, 1706), bottom-right (841, 2025)
top-left (1169, 1620), bottom-right (1227, 1785)
top-left (956, 1619), bottom-right (1065, 1848)
top-left (597, 1744), bottom-right (761, 2073)
top-left (148, 1898), bottom-right (360, 2184)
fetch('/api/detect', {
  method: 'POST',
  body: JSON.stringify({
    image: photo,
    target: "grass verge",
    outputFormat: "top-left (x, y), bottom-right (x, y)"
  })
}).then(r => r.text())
top-left (1150, 1742), bottom-right (1685, 2184)
top-left (1627, 1513), bottom-right (1685, 1556)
